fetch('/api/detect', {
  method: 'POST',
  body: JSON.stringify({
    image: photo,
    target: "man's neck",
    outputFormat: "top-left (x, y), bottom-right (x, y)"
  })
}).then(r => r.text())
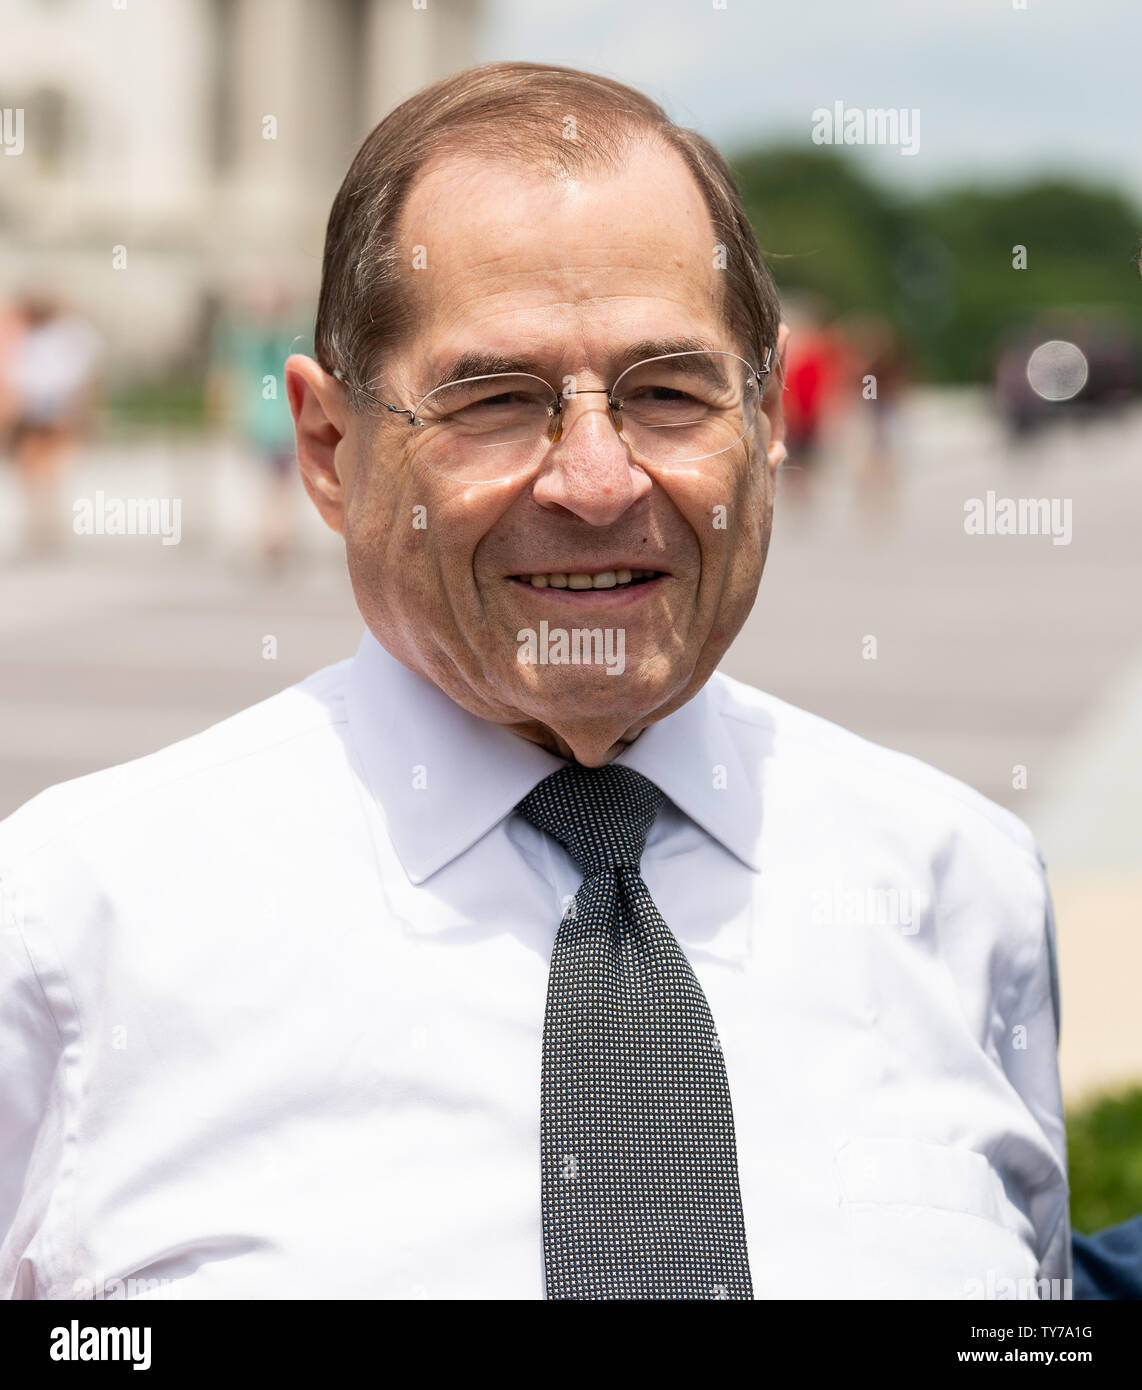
top-left (506, 719), bottom-right (646, 767)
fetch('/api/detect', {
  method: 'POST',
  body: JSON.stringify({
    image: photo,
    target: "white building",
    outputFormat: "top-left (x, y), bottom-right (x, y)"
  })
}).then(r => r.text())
top-left (0, 0), bottom-right (485, 378)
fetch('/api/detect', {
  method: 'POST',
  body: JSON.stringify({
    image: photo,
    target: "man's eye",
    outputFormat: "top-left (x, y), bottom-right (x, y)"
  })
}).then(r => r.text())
top-left (628, 385), bottom-right (705, 407)
top-left (468, 392), bottom-right (527, 409)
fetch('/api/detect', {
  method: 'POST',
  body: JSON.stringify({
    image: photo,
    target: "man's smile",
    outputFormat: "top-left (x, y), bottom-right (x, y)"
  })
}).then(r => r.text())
top-left (509, 567), bottom-right (666, 590)
top-left (506, 567), bottom-right (670, 608)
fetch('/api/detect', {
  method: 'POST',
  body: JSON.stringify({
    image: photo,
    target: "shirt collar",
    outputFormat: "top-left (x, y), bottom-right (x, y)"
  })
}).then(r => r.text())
top-left (346, 630), bottom-right (765, 884)
top-left (612, 675), bottom-right (764, 873)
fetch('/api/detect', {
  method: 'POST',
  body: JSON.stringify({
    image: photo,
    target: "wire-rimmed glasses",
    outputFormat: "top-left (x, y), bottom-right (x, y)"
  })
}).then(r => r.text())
top-left (332, 347), bottom-right (773, 484)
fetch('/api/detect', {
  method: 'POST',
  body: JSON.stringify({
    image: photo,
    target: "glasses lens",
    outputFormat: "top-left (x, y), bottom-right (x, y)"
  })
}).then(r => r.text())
top-left (611, 351), bottom-right (760, 465)
top-left (416, 373), bottom-right (555, 441)
top-left (413, 373), bottom-right (557, 483)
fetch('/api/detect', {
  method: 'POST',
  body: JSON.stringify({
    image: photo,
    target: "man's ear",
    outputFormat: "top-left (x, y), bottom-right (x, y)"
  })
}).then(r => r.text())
top-left (285, 354), bottom-right (352, 536)
top-left (760, 321), bottom-right (790, 471)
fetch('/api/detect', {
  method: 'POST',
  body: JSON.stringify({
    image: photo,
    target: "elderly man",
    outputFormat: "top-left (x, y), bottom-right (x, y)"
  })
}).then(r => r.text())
top-left (0, 62), bottom-right (1068, 1301)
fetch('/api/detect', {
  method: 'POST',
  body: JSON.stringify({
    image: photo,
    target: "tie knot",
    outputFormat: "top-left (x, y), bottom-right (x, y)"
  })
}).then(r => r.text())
top-left (516, 762), bottom-right (666, 878)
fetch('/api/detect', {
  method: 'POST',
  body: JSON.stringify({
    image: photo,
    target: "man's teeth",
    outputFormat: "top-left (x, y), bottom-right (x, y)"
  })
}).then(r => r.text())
top-left (524, 569), bottom-right (657, 589)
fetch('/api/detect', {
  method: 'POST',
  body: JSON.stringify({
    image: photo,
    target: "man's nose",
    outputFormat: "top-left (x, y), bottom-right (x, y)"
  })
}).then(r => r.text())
top-left (530, 394), bottom-right (653, 525)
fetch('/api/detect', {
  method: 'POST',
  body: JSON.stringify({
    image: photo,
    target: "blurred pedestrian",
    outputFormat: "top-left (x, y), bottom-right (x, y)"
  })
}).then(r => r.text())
top-left (2, 293), bottom-right (102, 555)
top-left (778, 301), bottom-right (847, 507)
top-left (206, 281), bottom-right (304, 570)
top-left (843, 313), bottom-right (908, 520)
top-left (0, 298), bottom-right (28, 456)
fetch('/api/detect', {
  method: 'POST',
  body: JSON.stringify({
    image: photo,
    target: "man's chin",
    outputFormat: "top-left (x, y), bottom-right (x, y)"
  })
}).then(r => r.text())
top-left (508, 667), bottom-right (680, 736)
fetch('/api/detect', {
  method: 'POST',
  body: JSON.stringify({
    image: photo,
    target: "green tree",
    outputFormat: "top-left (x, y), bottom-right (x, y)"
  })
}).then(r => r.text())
top-left (730, 145), bottom-right (1142, 383)
top-left (1068, 1086), bottom-right (1142, 1235)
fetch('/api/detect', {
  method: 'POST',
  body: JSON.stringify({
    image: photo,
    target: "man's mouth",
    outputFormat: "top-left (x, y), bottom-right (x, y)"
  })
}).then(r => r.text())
top-left (509, 568), bottom-right (665, 590)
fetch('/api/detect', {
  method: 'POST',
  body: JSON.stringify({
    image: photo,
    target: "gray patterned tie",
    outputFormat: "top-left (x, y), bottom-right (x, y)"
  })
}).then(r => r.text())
top-left (516, 761), bottom-right (754, 1300)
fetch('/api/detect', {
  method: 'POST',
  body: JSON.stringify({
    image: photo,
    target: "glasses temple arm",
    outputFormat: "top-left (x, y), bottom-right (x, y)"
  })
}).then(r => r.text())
top-left (331, 369), bottom-right (417, 423)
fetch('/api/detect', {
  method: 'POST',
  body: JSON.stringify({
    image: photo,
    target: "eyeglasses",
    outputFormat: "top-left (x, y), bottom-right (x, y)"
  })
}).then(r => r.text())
top-left (332, 347), bottom-right (773, 484)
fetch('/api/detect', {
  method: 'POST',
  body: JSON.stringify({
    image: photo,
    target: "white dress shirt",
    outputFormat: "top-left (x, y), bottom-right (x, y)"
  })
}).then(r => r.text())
top-left (0, 629), bottom-right (1070, 1299)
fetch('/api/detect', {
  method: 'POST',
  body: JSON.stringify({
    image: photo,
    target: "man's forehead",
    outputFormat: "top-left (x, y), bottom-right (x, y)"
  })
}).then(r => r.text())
top-left (396, 142), bottom-right (727, 378)
top-left (399, 139), bottom-right (716, 274)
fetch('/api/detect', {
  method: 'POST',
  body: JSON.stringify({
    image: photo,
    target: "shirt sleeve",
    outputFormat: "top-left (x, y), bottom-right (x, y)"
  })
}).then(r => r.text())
top-left (997, 845), bottom-right (1072, 1288)
top-left (0, 864), bottom-right (69, 1300)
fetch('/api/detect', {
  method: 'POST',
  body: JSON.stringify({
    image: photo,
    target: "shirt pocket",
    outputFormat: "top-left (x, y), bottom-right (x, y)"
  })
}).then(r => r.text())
top-left (831, 1136), bottom-right (1044, 1297)
top-left (834, 1136), bottom-right (1024, 1234)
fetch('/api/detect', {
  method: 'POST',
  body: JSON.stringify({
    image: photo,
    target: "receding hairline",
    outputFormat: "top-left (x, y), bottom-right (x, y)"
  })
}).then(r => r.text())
top-left (401, 123), bottom-right (705, 214)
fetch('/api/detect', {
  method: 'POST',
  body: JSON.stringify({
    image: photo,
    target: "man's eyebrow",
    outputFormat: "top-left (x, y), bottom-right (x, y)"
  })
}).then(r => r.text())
top-left (423, 336), bottom-right (725, 393)
top-left (429, 351), bottom-right (535, 390)
top-left (616, 336), bottom-right (723, 371)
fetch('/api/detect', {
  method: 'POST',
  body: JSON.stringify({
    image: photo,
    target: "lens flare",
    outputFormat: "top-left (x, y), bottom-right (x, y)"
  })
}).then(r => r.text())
top-left (1025, 340), bottom-right (1089, 402)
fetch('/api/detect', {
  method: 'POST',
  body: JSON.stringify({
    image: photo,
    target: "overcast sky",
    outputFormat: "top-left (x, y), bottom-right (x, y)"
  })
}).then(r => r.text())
top-left (482, 0), bottom-right (1142, 211)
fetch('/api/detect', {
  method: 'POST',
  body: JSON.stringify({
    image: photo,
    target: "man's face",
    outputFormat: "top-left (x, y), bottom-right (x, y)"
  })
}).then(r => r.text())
top-left (290, 139), bottom-right (786, 765)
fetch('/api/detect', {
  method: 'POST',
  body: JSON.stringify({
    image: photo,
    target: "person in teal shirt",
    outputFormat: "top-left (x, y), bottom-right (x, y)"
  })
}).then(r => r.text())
top-left (207, 282), bottom-right (308, 566)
